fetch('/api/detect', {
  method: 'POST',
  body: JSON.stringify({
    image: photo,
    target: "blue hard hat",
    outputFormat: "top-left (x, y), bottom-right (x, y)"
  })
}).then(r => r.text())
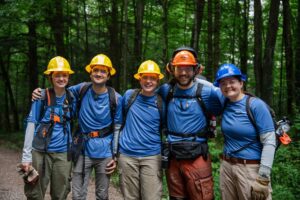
top-left (213, 63), bottom-right (247, 87)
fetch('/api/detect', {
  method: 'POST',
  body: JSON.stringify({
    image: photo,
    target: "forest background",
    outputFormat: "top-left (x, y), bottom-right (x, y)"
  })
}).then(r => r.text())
top-left (0, 0), bottom-right (299, 199)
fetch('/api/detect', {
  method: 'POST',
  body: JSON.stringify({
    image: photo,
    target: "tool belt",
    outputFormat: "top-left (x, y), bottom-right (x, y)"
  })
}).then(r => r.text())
top-left (167, 128), bottom-right (207, 138)
top-left (169, 141), bottom-right (208, 160)
top-left (219, 153), bottom-right (260, 165)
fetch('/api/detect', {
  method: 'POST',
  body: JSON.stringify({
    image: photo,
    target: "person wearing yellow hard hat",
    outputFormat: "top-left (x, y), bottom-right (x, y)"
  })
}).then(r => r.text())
top-left (117, 60), bottom-right (165, 200)
top-left (21, 56), bottom-right (76, 199)
top-left (31, 54), bottom-right (122, 200)
top-left (70, 53), bottom-right (122, 200)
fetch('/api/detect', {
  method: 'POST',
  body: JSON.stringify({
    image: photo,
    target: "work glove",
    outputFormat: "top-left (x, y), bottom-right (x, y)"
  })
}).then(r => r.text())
top-left (251, 175), bottom-right (270, 200)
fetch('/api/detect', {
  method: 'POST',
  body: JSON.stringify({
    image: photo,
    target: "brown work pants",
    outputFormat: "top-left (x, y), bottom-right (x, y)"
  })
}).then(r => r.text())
top-left (166, 155), bottom-right (214, 200)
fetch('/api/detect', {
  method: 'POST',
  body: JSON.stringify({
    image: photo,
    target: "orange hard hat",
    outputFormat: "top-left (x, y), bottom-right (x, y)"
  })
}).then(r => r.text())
top-left (171, 50), bottom-right (198, 66)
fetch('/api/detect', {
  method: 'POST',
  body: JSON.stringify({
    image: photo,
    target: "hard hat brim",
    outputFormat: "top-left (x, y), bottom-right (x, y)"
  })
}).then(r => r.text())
top-left (134, 72), bottom-right (164, 80)
top-left (44, 69), bottom-right (74, 75)
top-left (86, 64), bottom-right (116, 76)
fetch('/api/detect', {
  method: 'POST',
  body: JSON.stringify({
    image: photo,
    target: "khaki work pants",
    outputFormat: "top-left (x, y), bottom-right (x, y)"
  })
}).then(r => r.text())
top-left (118, 154), bottom-right (162, 200)
top-left (220, 159), bottom-right (272, 200)
top-left (24, 150), bottom-right (72, 200)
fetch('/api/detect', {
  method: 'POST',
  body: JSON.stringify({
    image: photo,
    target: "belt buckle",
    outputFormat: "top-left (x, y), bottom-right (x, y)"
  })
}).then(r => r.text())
top-left (89, 131), bottom-right (99, 138)
top-left (230, 157), bottom-right (239, 164)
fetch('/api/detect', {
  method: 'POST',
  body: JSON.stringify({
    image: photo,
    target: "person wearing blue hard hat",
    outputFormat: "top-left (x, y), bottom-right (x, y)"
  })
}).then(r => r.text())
top-left (214, 63), bottom-right (276, 200)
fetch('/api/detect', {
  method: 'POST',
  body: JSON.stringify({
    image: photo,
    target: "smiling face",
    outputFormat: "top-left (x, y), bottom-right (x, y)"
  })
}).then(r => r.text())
top-left (173, 65), bottom-right (195, 88)
top-left (219, 76), bottom-right (244, 101)
top-left (51, 71), bottom-right (69, 89)
top-left (139, 73), bottom-right (159, 96)
top-left (89, 65), bottom-right (110, 86)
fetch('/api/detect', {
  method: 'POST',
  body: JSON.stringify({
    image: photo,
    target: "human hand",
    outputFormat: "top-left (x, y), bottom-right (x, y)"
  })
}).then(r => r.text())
top-left (251, 176), bottom-right (270, 200)
top-left (32, 88), bottom-right (42, 101)
top-left (105, 159), bottom-right (117, 175)
top-left (20, 162), bottom-right (32, 172)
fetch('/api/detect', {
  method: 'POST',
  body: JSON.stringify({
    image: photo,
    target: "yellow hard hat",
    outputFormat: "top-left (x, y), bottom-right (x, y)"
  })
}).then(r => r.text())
top-left (85, 54), bottom-right (116, 76)
top-left (44, 56), bottom-right (74, 75)
top-left (134, 60), bottom-right (164, 80)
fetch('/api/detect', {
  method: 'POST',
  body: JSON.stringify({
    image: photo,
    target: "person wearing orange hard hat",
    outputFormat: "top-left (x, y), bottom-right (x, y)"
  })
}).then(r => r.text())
top-left (21, 56), bottom-right (76, 199)
top-left (117, 60), bottom-right (165, 200)
top-left (157, 47), bottom-right (223, 200)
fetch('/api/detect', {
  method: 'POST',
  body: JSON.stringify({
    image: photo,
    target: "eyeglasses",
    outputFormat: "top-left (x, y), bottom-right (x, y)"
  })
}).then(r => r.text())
top-left (174, 66), bottom-right (194, 73)
top-left (92, 67), bottom-right (109, 74)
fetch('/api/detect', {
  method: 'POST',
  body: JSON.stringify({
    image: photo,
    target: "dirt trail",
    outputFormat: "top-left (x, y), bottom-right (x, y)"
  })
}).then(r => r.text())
top-left (0, 146), bottom-right (123, 200)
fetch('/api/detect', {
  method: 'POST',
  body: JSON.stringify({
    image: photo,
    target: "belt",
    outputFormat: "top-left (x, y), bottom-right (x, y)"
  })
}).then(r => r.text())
top-left (219, 154), bottom-right (260, 165)
top-left (88, 131), bottom-right (101, 138)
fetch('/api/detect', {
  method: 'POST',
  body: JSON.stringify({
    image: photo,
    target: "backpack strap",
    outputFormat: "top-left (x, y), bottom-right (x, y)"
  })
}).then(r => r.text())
top-left (77, 82), bottom-right (93, 112)
top-left (107, 86), bottom-right (117, 125)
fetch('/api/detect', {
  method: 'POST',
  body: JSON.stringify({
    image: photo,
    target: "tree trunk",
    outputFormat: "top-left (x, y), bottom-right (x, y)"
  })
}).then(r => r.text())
top-left (121, 0), bottom-right (129, 92)
top-left (83, 0), bottom-right (89, 62)
top-left (295, 0), bottom-right (300, 108)
top-left (132, 0), bottom-right (144, 88)
top-left (27, 20), bottom-right (38, 108)
top-left (261, 0), bottom-right (280, 106)
top-left (253, 0), bottom-right (263, 97)
top-left (47, 0), bottom-right (65, 56)
top-left (109, 0), bottom-right (120, 90)
top-left (0, 56), bottom-right (19, 131)
top-left (191, 0), bottom-right (205, 52)
top-left (162, 0), bottom-right (169, 66)
top-left (239, 0), bottom-right (249, 88)
top-left (283, 0), bottom-right (295, 115)
top-left (212, 0), bottom-right (220, 77)
top-left (206, 0), bottom-right (213, 80)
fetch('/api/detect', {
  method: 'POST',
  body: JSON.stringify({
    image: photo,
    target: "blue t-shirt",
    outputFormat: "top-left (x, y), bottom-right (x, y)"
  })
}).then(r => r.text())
top-left (158, 81), bottom-right (223, 143)
top-left (28, 93), bottom-right (76, 153)
top-left (69, 83), bottom-right (122, 158)
top-left (119, 89), bottom-right (165, 157)
top-left (221, 95), bottom-right (275, 160)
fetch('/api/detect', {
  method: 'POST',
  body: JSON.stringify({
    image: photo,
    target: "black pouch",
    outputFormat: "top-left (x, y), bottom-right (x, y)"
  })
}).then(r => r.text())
top-left (32, 123), bottom-right (54, 152)
top-left (161, 142), bottom-right (170, 169)
top-left (70, 132), bottom-right (85, 164)
top-left (170, 141), bottom-right (208, 160)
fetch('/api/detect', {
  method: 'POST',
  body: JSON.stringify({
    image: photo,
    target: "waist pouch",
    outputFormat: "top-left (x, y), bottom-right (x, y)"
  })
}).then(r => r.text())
top-left (32, 123), bottom-right (54, 152)
top-left (170, 141), bottom-right (208, 160)
top-left (70, 131), bottom-right (85, 164)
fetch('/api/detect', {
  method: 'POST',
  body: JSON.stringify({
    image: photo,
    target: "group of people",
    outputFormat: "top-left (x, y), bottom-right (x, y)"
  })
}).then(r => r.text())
top-left (21, 46), bottom-right (276, 200)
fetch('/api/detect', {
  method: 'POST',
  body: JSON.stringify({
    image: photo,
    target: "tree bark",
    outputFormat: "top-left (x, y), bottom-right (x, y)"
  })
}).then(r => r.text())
top-left (206, 0), bottom-right (213, 80)
top-left (109, 0), bottom-right (120, 90)
top-left (295, 0), bottom-right (300, 108)
top-left (47, 0), bottom-right (66, 56)
top-left (261, 0), bottom-right (280, 105)
top-left (212, 0), bottom-right (220, 77)
top-left (283, 0), bottom-right (295, 115)
top-left (239, 0), bottom-right (249, 88)
top-left (253, 0), bottom-right (263, 97)
top-left (121, 0), bottom-right (129, 92)
top-left (132, 0), bottom-right (144, 88)
top-left (191, 0), bottom-right (205, 52)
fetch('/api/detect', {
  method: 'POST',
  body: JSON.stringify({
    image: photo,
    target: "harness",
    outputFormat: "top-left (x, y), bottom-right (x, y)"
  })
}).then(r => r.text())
top-left (77, 82), bottom-right (117, 138)
top-left (32, 88), bottom-right (74, 173)
top-left (165, 81), bottom-right (215, 139)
